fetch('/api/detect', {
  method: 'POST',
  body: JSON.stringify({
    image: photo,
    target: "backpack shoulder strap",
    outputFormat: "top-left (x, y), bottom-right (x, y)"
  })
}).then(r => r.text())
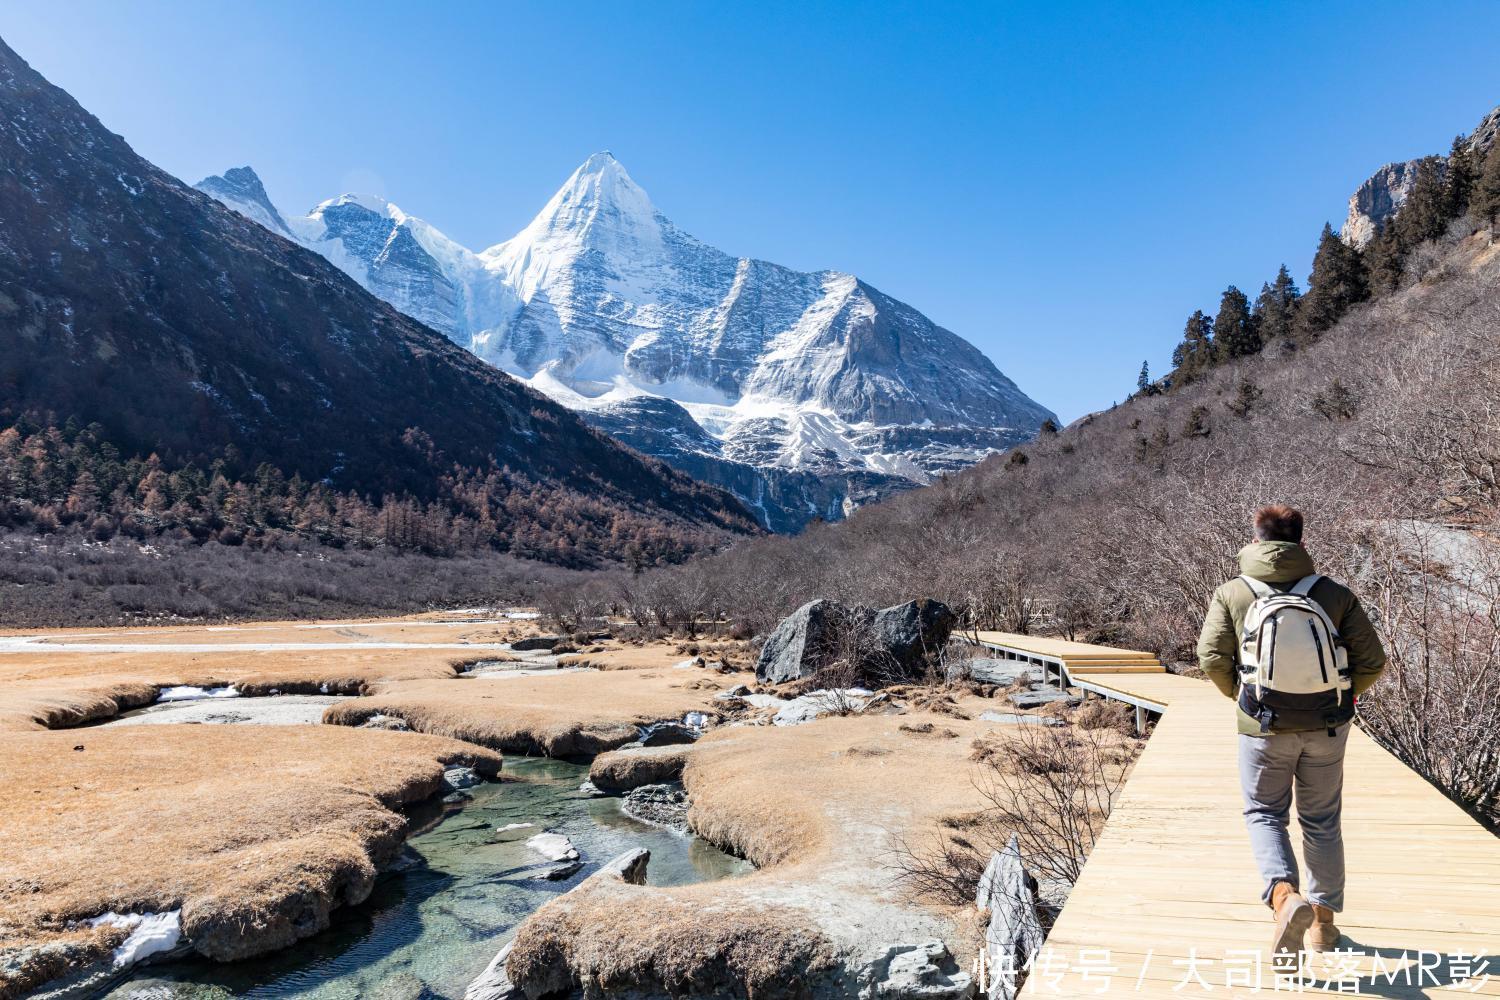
top-left (1239, 575), bottom-right (1273, 599)
top-left (1290, 574), bottom-right (1322, 597)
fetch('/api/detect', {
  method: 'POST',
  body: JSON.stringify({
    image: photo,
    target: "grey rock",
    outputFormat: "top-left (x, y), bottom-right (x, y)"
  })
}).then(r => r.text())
top-left (493, 823), bottom-right (536, 842)
top-left (714, 684), bottom-right (752, 700)
top-left (360, 714), bottom-right (411, 732)
top-left (510, 635), bottom-right (563, 652)
top-left (772, 688), bottom-right (874, 727)
top-left (1008, 690), bottom-right (1080, 710)
top-left (529, 860), bottom-right (584, 881)
top-left (870, 599), bottom-right (957, 678)
top-left (525, 832), bottom-right (579, 862)
top-left (638, 721), bottom-right (700, 747)
top-left (621, 782), bottom-right (690, 832)
top-left (967, 658), bottom-right (1047, 687)
top-left (979, 710), bottom-right (1062, 727)
top-left (862, 940), bottom-right (973, 999)
top-left (442, 766), bottom-right (482, 791)
top-left (755, 598), bottom-right (857, 684)
top-left (465, 941), bottom-right (520, 1000)
top-left (978, 837), bottom-right (1045, 1000)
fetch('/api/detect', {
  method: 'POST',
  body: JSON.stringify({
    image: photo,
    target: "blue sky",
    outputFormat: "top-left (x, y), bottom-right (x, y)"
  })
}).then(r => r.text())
top-left (6, 1), bottom-right (1498, 422)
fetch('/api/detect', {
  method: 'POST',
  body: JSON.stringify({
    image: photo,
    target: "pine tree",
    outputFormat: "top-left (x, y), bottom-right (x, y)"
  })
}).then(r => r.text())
top-left (1297, 224), bottom-right (1369, 337)
top-left (1251, 265), bottom-right (1300, 348)
top-left (1213, 285), bottom-right (1259, 360)
top-left (1171, 311), bottom-right (1215, 381)
top-left (1136, 360), bottom-right (1155, 396)
top-left (1446, 134), bottom-right (1479, 219)
top-left (1364, 221), bottom-right (1405, 295)
top-left (1394, 156), bottom-right (1450, 247)
top-left (1474, 143), bottom-right (1500, 225)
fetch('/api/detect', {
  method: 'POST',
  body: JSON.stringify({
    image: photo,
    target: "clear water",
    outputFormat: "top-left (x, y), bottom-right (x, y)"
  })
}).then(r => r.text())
top-left (103, 759), bottom-right (750, 999)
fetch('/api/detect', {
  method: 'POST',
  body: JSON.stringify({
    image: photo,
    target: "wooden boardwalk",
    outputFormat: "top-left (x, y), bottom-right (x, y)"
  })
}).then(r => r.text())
top-left (971, 632), bottom-right (1500, 998)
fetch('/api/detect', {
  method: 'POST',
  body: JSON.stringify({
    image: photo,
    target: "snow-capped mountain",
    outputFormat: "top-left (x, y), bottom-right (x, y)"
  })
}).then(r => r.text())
top-left (198, 154), bottom-right (1054, 530)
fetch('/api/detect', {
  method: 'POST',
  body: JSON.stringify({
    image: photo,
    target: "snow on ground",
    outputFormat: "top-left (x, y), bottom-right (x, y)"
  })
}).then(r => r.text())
top-left (154, 685), bottom-right (240, 703)
top-left (86, 910), bottom-right (182, 968)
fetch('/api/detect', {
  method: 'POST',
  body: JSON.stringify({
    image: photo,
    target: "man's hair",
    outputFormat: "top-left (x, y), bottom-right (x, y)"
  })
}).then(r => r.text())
top-left (1254, 505), bottom-right (1303, 543)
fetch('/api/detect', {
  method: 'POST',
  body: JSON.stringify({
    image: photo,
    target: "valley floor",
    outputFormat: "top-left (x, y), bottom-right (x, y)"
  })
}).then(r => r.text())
top-left (0, 610), bottom-right (1099, 999)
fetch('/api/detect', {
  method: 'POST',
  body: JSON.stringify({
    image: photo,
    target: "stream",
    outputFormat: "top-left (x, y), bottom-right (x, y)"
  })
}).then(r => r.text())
top-left (101, 758), bottom-right (750, 999)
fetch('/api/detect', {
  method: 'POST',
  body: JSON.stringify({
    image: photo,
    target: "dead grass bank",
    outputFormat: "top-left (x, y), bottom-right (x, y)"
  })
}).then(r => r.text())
top-left (0, 725), bottom-right (500, 999)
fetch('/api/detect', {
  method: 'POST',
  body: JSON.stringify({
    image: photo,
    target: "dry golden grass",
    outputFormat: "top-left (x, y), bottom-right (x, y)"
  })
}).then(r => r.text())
top-left (322, 668), bottom-right (753, 757)
top-left (0, 647), bottom-right (480, 732)
top-left (508, 695), bottom-right (1012, 995)
top-left (587, 744), bottom-right (693, 792)
top-left (0, 725), bottom-right (500, 999)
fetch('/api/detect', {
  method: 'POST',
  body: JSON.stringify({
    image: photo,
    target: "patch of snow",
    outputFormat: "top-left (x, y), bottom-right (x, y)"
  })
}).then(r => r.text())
top-left (155, 685), bottom-right (239, 703)
top-left (86, 910), bottom-right (182, 968)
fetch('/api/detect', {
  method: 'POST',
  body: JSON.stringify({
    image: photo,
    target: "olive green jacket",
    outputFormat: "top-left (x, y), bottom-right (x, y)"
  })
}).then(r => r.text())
top-left (1196, 541), bottom-right (1387, 735)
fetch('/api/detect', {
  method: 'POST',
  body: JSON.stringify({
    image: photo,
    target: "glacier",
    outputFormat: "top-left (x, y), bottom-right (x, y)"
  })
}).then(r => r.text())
top-left (197, 154), bottom-right (1054, 531)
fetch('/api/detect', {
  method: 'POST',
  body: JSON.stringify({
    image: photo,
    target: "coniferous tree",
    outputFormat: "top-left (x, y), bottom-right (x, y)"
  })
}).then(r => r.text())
top-left (1251, 265), bottom-right (1300, 348)
top-left (1213, 285), bottom-right (1259, 360)
top-left (1364, 221), bottom-right (1405, 295)
top-left (1474, 144), bottom-right (1500, 225)
top-left (1297, 224), bottom-right (1369, 337)
top-left (1136, 360), bottom-right (1153, 396)
top-left (1446, 134), bottom-right (1479, 219)
top-left (1393, 156), bottom-right (1450, 248)
top-left (1171, 311), bottom-right (1215, 381)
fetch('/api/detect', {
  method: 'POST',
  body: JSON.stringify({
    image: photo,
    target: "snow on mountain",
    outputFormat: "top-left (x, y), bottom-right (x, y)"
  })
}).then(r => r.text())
top-left (197, 156), bottom-right (1055, 531)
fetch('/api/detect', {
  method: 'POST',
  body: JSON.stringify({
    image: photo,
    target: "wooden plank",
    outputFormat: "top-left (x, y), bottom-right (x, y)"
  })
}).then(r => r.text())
top-left (1001, 636), bottom-right (1500, 1000)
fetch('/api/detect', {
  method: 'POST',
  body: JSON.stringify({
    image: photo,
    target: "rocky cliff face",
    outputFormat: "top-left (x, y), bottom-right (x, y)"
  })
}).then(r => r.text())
top-left (1342, 104), bottom-right (1500, 247)
top-left (198, 155), bottom-right (1055, 530)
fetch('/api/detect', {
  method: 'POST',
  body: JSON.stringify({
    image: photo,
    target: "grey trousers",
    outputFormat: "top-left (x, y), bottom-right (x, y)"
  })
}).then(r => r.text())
top-left (1237, 724), bottom-right (1349, 912)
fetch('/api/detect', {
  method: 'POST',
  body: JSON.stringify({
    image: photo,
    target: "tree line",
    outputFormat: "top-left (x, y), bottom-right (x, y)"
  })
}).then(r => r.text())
top-left (1138, 128), bottom-right (1500, 393)
top-left (0, 417), bottom-right (727, 570)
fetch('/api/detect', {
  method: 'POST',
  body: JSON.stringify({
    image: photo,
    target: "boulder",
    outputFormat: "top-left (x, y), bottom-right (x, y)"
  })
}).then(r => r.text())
top-left (870, 599), bottom-right (957, 678)
top-left (756, 597), bottom-right (957, 685)
top-left (524, 832), bottom-right (579, 863)
top-left (967, 658), bottom-right (1048, 687)
top-left (442, 766), bottom-right (482, 791)
top-left (510, 636), bottom-right (562, 652)
top-left (979, 710), bottom-right (1062, 727)
top-left (529, 860), bottom-right (584, 881)
top-left (1009, 690), bottom-right (1081, 710)
top-left (621, 782), bottom-right (689, 832)
top-left (863, 940), bottom-right (973, 999)
top-left (465, 941), bottom-right (520, 1000)
top-left (638, 721), bottom-right (700, 747)
top-left (755, 598), bottom-right (854, 684)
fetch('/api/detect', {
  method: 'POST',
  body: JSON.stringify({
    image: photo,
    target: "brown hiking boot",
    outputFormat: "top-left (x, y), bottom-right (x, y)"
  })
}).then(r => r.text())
top-left (1269, 881), bottom-right (1313, 970)
top-left (1306, 905), bottom-right (1341, 952)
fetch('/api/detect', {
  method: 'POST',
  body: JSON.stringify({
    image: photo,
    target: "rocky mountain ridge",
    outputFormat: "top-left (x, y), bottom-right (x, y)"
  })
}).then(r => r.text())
top-left (1342, 104), bottom-right (1500, 247)
top-left (198, 155), bottom-right (1055, 531)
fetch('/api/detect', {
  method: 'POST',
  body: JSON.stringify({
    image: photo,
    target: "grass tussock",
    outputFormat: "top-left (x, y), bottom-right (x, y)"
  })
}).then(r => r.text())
top-left (508, 882), bottom-right (837, 999)
top-left (322, 668), bottom-right (744, 758)
top-left (0, 726), bottom-right (500, 998)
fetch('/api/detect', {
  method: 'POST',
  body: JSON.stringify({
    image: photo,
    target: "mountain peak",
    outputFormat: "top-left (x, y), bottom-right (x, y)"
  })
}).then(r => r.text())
top-left (196, 165), bottom-right (290, 235)
top-left (481, 151), bottom-right (662, 269)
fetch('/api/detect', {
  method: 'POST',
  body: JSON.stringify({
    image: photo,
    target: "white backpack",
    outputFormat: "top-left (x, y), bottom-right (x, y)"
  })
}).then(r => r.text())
top-left (1238, 574), bottom-right (1351, 701)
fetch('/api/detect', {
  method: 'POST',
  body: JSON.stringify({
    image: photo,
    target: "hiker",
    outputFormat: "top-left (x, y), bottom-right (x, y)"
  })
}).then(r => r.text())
top-left (1197, 505), bottom-right (1386, 966)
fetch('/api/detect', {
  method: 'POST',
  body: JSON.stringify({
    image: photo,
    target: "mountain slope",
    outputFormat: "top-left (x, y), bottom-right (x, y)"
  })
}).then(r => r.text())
top-left (0, 36), bottom-right (757, 563)
top-left (199, 155), bottom-right (1054, 530)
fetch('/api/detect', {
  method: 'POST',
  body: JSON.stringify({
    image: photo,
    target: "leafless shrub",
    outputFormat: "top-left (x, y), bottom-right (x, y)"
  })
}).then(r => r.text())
top-left (890, 725), bottom-right (1139, 904)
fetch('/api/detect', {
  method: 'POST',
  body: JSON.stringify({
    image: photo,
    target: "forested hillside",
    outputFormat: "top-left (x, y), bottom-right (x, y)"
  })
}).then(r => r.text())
top-left (583, 119), bottom-right (1500, 827)
top-left (0, 35), bottom-right (757, 595)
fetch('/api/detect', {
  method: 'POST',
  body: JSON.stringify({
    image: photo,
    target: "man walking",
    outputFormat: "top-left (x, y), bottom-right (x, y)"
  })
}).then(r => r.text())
top-left (1197, 505), bottom-right (1386, 966)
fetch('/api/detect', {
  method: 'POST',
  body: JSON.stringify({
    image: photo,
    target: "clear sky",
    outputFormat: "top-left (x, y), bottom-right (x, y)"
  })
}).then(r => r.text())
top-left (5, 1), bottom-right (1498, 422)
